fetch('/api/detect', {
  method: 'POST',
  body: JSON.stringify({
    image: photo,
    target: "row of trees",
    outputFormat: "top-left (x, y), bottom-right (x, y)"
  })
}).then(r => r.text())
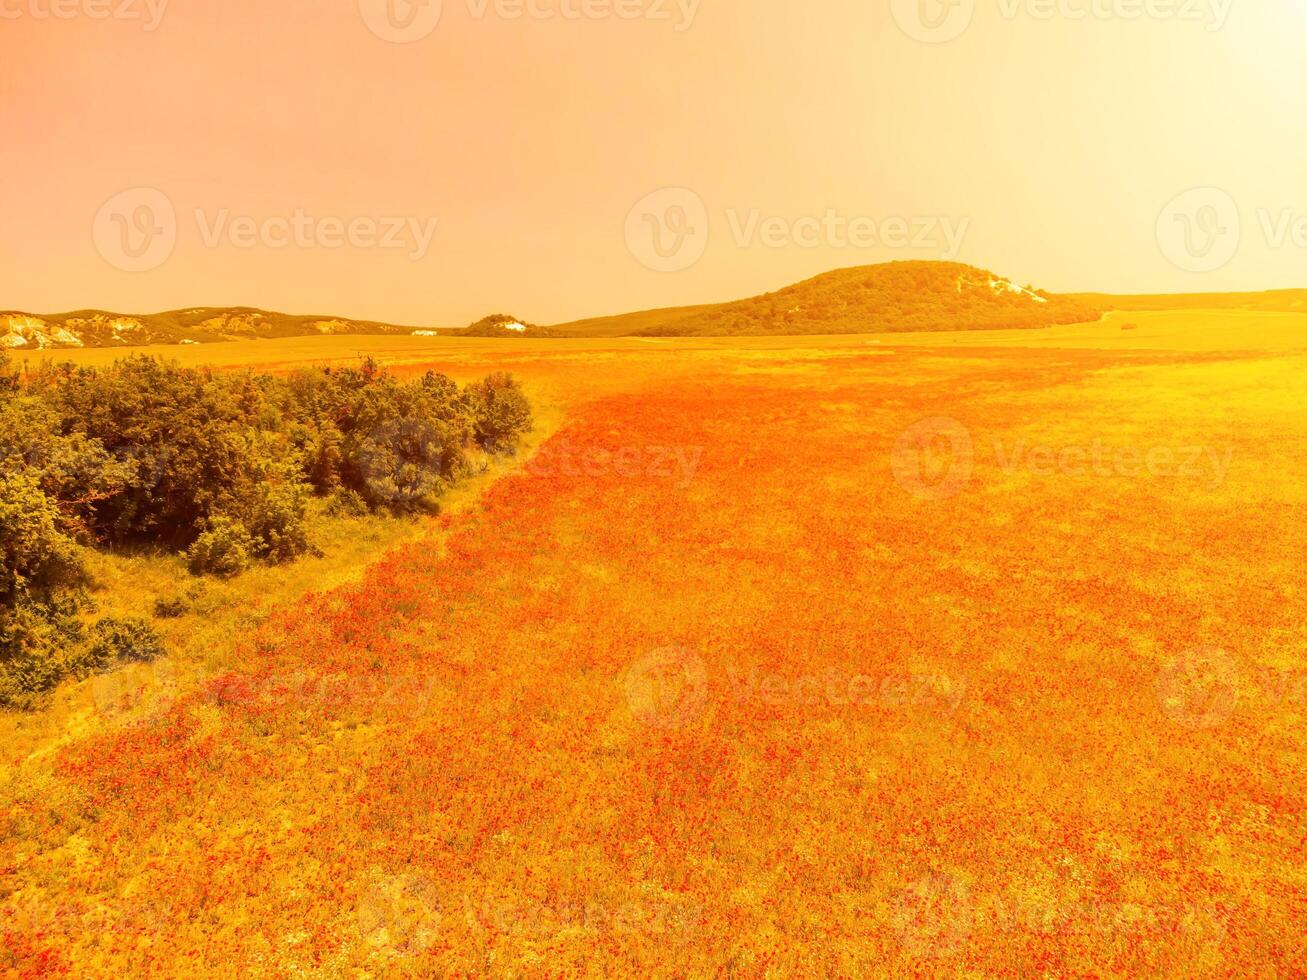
top-left (0, 351), bottom-right (532, 707)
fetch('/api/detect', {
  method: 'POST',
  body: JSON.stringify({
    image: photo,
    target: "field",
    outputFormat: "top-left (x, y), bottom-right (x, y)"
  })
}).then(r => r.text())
top-left (2, 311), bottom-right (1305, 976)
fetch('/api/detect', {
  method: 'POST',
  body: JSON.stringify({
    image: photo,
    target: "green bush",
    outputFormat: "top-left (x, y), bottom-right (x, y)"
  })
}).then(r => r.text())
top-left (187, 517), bottom-right (254, 577)
top-left (2, 356), bottom-right (533, 708)
top-left (153, 595), bottom-right (189, 619)
top-left (0, 397), bottom-right (134, 539)
top-left (0, 470), bottom-right (87, 708)
top-left (233, 462), bottom-right (311, 563)
top-left (463, 372), bottom-right (532, 453)
top-left (83, 616), bottom-right (164, 671)
top-left (32, 357), bottom-right (273, 546)
top-left (324, 488), bottom-right (369, 518)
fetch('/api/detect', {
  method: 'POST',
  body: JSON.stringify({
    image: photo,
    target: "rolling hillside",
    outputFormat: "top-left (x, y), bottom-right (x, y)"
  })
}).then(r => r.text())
top-left (553, 262), bottom-right (1103, 337)
top-left (16, 264), bottom-right (1307, 351)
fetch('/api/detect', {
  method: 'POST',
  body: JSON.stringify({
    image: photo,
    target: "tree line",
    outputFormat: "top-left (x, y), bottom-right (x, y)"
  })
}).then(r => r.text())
top-left (0, 351), bottom-right (532, 708)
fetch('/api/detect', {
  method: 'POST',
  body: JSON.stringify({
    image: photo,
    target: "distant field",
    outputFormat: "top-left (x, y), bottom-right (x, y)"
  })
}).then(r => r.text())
top-left (1072, 289), bottom-right (1307, 312)
top-left (12, 308), bottom-right (1307, 378)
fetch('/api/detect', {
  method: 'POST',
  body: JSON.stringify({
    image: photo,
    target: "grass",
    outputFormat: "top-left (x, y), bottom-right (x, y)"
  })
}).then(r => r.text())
top-left (1, 312), bottom-right (1303, 976)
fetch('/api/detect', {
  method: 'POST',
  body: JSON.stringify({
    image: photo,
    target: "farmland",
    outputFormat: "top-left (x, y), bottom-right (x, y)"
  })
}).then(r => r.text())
top-left (2, 311), bottom-right (1305, 976)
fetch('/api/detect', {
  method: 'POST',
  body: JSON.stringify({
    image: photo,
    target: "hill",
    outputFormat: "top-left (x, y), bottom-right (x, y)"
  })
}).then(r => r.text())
top-left (552, 262), bottom-right (1102, 337)
top-left (0, 308), bottom-right (425, 350)
top-left (21, 265), bottom-right (1307, 351)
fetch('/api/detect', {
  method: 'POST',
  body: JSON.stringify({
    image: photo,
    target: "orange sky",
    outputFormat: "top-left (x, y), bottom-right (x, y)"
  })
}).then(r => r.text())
top-left (3, 0), bottom-right (1306, 326)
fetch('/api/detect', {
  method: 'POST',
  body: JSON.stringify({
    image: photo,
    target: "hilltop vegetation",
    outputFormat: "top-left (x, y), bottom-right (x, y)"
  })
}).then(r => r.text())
top-left (459, 314), bottom-right (562, 339)
top-left (0, 349), bottom-right (531, 708)
top-left (625, 262), bottom-right (1102, 337)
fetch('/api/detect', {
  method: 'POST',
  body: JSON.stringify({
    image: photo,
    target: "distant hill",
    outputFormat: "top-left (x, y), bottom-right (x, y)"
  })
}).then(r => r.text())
top-left (0, 308), bottom-right (423, 350)
top-left (552, 262), bottom-right (1102, 337)
top-left (18, 263), bottom-right (1306, 352)
top-left (548, 303), bottom-right (722, 338)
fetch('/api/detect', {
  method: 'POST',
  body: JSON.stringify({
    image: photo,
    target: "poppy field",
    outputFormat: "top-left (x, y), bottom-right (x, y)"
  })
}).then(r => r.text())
top-left (2, 323), bottom-right (1304, 977)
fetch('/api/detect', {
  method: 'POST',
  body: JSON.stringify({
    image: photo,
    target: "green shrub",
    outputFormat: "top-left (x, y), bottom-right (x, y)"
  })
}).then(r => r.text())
top-left (0, 349), bottom-right (18, 397)
top-left (351, 418), bottom-right (453, 511)
top-left (235, 464), bottom-right (311, 563)
top-left (187, 517), bottom-right (254, 577)
top-left (83, 616), bottom-right (164, 671)
top-left (0, 398), bottom-right (134, 539)
top-left (0, 470), bottom-right (88, 708)
top-left (463, 372), bottom-right (532, 453)
top-left (324, 488), bottom-right (369, 518)
top-left (153, 595), bottom-right (189, 619)
top-left (32, 357), bottom-right (273, 546)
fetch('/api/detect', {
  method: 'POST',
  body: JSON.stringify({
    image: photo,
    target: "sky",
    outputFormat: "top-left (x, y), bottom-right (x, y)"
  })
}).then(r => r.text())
top-left (3, 0), bottom-right (1307, 327)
